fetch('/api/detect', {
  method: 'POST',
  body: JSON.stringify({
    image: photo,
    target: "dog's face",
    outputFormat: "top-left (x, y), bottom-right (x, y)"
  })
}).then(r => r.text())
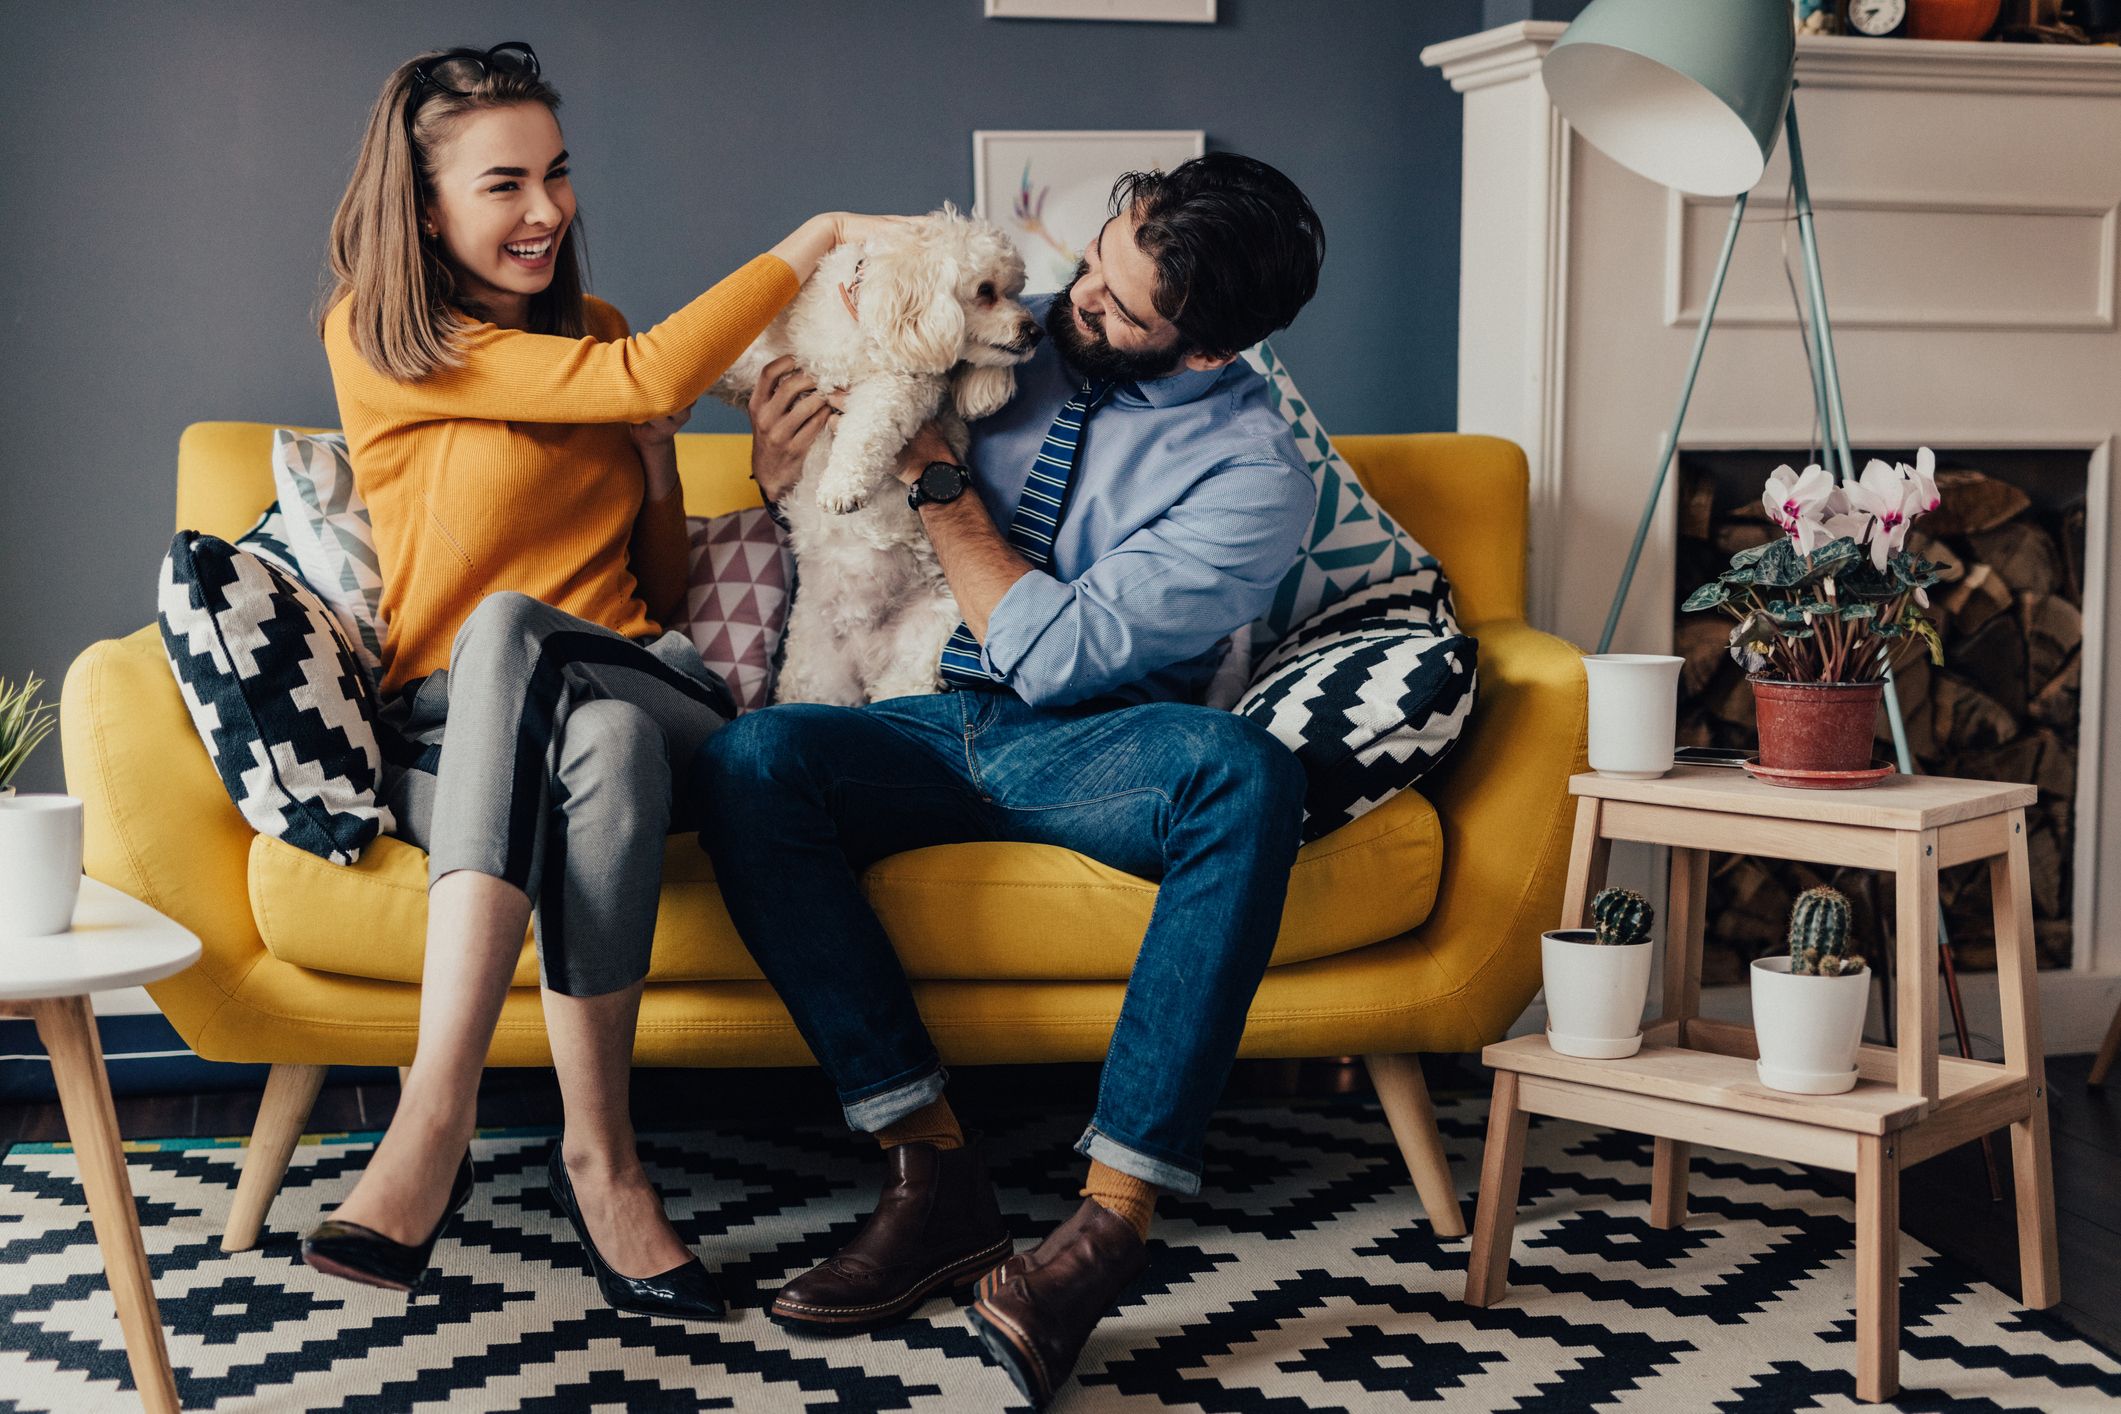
top-left (859, 206), bottom-right (1040, 379)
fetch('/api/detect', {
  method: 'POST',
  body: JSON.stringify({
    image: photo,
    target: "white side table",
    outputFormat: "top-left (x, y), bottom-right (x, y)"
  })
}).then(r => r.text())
top-left (3, 878), bottom-right (200, 1414)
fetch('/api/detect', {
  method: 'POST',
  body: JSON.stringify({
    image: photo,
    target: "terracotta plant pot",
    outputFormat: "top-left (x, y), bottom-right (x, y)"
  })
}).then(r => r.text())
top-left (1750, 679), bottom-right (1883, 774)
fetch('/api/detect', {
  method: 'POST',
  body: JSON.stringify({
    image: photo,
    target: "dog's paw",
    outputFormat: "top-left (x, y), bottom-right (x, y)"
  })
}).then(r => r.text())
top-left (817, 481), bottom-right (871, 515)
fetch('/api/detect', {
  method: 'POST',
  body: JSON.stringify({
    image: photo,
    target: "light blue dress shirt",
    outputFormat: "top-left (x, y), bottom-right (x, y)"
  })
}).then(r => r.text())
top-left (967, 296), bottom-right (1314, 708)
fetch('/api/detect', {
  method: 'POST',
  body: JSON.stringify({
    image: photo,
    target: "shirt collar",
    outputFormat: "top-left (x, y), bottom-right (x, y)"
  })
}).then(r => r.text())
top-left (1061, 359), bottom-right (1227, 410)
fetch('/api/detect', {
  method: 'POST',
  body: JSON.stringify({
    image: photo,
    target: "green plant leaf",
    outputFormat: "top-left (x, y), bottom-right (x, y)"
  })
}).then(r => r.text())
top-left (1682, 579), bottom-right (1737, 613)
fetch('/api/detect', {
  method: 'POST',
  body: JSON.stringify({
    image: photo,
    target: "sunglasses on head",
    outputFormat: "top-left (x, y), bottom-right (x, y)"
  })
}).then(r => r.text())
top-left (413, 41), bottom-right (539, 96)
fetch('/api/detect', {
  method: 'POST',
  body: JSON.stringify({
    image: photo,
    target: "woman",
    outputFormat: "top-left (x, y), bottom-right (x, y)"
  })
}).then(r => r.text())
top-left (297, 42), bottom-right (883, 1318)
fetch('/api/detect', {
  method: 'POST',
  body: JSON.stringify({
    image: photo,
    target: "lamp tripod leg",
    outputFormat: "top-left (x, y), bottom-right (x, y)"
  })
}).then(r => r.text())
top-left (1792, 98), bottom-right (1995, 1191)
top-left (1596, 192), bottom-right (1748, 656)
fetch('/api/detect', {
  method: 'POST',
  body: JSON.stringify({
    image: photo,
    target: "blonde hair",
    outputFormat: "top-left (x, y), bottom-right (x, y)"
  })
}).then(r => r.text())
top-left (318, 49), bottom-right (587, 382)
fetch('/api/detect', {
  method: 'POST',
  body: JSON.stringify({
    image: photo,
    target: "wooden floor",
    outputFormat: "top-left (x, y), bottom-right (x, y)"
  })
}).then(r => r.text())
top-left (2, 1051), bottom-right (2114, 1356)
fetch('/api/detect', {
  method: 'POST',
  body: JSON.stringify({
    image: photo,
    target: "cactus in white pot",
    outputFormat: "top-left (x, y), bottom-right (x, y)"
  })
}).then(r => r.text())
top-left (1752, 886), bottom-right (1872, 1094)
top-left (1543, 887), bottom-right (1658, 1059)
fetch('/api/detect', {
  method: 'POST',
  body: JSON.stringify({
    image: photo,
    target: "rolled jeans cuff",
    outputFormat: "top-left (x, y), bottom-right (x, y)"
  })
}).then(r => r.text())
top-left (840, 1062), bottom-right (948, 1133)
top-left (1072, 1124), bottom-right (1201, 1196)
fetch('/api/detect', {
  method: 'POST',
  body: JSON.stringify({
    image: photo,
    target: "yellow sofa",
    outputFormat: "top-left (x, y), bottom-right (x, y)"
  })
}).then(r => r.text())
top-left (62, 425), bottom-right (1587, 1251)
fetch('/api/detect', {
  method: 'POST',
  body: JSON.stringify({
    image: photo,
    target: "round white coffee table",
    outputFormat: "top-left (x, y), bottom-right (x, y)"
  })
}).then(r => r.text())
top-left (2, 877), bottom-right (199, 1414)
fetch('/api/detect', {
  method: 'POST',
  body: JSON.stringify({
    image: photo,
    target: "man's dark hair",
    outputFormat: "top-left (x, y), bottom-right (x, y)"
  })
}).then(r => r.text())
top-left (1109, 152), bottom-right (1325, 361)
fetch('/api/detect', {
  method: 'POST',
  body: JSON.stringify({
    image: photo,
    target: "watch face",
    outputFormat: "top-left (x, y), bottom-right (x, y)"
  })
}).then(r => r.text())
top-left (1847, 0), bottom-right (1905, 33)
top-left (920, 463), bottom-right (964, 501)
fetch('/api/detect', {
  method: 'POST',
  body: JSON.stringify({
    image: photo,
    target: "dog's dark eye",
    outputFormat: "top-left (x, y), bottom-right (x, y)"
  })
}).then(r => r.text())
top-left (977, 282), bottom-right (996, 303)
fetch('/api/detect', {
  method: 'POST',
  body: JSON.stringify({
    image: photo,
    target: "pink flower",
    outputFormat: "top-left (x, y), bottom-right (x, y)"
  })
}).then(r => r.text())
top-left (1846, 458), bottom-right (1919, 570)
top-left (1762, 463), bottom-right (1836, 553)
top-left (1902, 446), bottom-right (1940, 519)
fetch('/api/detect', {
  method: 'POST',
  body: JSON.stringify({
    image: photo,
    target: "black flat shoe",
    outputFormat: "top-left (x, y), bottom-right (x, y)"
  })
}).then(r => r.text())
top-left (547, 1140), bottom-right (726, 1321)
top-left (300, 1152), bottom-right (475, 1292)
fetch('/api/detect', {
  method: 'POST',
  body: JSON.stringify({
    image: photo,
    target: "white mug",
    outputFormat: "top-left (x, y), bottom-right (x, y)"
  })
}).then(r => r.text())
top-left (0, 794), bottom-right (85, 938)
top-left (1583, 654), bottom-right (1683, 779)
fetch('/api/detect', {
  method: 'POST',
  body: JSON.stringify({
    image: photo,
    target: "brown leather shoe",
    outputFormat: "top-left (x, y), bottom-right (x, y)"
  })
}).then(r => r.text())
top-left (769, 1140), bottom-right (1012, 1335)
top-left (966, 1197), bottom-right (1148, 1408)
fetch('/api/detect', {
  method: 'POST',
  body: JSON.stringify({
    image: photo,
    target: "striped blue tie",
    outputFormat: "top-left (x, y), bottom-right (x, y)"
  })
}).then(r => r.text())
top-left (938, 376), bottom-right (1117, 689)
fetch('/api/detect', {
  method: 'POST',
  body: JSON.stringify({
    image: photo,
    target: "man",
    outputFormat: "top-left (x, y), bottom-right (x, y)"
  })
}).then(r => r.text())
top-left (695, 153), bottom-right (1325, 1408)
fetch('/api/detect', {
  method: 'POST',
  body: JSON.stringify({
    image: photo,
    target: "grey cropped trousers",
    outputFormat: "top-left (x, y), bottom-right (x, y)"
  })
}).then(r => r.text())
top-left (379, 591), bottom-right (734, 997)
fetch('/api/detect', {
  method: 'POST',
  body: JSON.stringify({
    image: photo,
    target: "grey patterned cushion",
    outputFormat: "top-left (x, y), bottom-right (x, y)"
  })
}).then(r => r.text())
top-left (157, 532), bottom-right (392, 863)
top-left (1236, 570), bottom-right (1478, 841)
top-left (271, 429), bottom-right (385, 676)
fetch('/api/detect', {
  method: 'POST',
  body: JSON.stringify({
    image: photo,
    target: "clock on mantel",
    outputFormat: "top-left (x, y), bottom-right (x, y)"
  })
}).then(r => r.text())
top-left (1842, 0), bottom-right (1909, 34)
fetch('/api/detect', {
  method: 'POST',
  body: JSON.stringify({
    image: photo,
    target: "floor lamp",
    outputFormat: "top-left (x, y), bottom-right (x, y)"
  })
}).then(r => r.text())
top-left (1544, 0), bottom-right (1999, 1189)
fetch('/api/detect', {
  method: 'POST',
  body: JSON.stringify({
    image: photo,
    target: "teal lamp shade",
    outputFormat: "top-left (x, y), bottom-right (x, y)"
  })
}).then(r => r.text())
top-left (1542, 0), bottom-right (1796, 196)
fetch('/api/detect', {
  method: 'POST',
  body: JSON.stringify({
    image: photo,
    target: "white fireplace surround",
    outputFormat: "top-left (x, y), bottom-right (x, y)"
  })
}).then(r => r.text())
top-left (1422, 24), bottom-right (2121, 1051)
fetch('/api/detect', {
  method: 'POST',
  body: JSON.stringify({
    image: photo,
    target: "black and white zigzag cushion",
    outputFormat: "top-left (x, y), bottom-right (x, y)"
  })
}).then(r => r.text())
top-left (157, 532), bottom-right (392, 864)
top-left (1237, 569), bottom-right (1477, 841)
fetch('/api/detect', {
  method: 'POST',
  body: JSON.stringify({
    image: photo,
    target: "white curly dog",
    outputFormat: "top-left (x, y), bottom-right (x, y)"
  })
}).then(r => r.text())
top-left (715, 207), bottom-right (1040, 706)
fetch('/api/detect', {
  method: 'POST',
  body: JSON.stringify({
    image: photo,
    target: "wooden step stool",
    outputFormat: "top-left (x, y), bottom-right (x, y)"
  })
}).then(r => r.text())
top-left (1461, 766), bottom-right (2060, 1404)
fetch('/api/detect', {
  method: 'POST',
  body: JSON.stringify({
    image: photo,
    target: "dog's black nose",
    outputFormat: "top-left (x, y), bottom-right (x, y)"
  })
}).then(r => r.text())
top-left (1015, 321), bottom-right (1043, 351)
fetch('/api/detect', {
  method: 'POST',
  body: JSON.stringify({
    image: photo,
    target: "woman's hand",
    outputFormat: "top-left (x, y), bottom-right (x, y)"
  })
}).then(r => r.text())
top-left (747, 355), bottom-right (844, 504)
top-left (768, 212), bottom-right (914, 282)
top-left (628, 402), bottom-right (693, 452)
top-left (630, 403), bottom-right (691, 501)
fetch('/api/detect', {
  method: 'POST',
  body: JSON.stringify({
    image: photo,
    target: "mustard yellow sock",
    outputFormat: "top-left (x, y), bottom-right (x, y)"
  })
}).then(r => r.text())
top-left (1081, 1159), bottom-right (1157, 1241)
top-left (874, 1096), bottom-right (964, 1151)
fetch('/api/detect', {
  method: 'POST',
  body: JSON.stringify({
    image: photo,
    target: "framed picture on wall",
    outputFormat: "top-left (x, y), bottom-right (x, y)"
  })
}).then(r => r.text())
top-left (984, 0), bottom-right (1217, 21)
top-left (973, 129), bottom-right (1206, 293)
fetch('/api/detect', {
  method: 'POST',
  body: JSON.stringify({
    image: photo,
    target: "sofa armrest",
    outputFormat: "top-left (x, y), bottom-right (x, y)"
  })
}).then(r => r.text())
top-left (1404, 616), bottom-right (1588, 1048)
top-left (61, 624), bottom-right (271, 1058)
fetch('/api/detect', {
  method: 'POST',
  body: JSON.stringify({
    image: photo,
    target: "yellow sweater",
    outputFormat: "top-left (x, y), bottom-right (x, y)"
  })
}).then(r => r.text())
top-left (323, 253), bottom-right (800, 698)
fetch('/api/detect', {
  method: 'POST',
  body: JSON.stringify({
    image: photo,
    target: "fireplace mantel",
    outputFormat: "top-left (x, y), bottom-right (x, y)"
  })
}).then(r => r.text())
top-left (1421, 24), bottom-right (2121, 1047)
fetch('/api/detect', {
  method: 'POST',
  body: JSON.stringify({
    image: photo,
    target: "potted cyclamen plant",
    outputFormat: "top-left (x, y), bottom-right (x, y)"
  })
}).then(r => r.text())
top-left (1682, 451), bottom-right (1948, 783)
top-left (1751, 886), bottom-right (1871, 1095)
top-left (1543, 887), bottom-right (1656, 1059)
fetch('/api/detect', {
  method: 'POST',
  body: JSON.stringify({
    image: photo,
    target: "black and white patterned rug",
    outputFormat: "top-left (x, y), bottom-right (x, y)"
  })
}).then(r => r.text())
top-left (1, 1095), bottom-right (2115, 1411)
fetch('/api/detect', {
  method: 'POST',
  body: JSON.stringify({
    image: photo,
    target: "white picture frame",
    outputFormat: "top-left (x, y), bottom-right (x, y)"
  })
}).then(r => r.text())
top-left (984, 0), bottom-right (1217, 21)
top-left (973, 129), bottom-right (1207, 293)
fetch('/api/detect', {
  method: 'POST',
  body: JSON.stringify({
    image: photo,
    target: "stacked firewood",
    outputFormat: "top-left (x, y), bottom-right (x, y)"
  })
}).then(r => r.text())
top-left (1675, 461), bottom-right (2084, 984)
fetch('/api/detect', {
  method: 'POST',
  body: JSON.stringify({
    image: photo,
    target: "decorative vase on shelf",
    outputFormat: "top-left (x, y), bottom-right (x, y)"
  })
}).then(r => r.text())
top-left (1906, 0), bottom-right (2005, 40)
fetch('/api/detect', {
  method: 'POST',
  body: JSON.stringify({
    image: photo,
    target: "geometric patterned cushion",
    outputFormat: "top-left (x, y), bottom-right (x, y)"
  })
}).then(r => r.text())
top-left (670, 507), bottom-right (794, 714)
top-left (1241, 341), bottom-right (1446, 655)
top-left (270, 429), bottom-right (385, 677)
top-left (156, 532), bottom-right (391, 865)
top-left (1237, 570), bottom-right (1478, 842)
top-left (234, 502), bottom-right (304, 580)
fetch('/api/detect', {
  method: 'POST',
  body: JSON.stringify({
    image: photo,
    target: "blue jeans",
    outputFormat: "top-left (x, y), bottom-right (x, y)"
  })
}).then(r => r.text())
top-left (692, 690), bottom-right (1306, 1194)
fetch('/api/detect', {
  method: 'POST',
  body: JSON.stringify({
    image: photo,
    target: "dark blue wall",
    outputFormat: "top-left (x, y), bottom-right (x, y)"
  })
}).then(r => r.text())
top-left (0, 0), bottom-right (1490, 792)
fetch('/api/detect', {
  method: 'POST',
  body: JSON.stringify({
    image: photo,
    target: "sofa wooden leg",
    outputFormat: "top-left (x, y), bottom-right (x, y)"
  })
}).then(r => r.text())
top-left (222, 1062), bottom-right (327, 1252)
top-left (1364, 1053), bottom-right (1467, 1238)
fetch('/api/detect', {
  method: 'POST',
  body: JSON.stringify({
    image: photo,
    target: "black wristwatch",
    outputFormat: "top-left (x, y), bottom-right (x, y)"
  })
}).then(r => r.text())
top-left (907, 460), bottom-right (973, 511)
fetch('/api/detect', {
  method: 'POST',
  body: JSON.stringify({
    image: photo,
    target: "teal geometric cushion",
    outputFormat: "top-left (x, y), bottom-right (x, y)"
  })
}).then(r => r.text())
top-left (1240, 341), bottom-right (1441, 655)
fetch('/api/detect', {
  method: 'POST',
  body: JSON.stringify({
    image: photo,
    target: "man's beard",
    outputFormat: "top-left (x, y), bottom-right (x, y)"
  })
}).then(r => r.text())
top-left (1046, 262), bottom-right (1189, 384)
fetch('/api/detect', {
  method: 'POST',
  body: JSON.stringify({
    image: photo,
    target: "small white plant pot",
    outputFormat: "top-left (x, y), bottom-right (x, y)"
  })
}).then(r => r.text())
top-left (1750, 955), bottom-right (1871, 1095)
top-left (0, 794), bottom-right (84, 939)
top-left (1542, 929), bottom-right (1653, 1059)
top-left (1583, 654), bottom-right (1682, 780)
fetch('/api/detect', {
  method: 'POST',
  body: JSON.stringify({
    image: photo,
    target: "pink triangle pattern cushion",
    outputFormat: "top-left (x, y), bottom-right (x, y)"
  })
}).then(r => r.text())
top-left (670, 507), bottom-right (795, 713)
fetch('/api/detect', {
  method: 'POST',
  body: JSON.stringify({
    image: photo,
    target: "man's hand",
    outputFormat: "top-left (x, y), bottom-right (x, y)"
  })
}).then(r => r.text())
top-left (747, 355), bottom-right (844, 504)
top-left (894, 420), bottom-right (960, 486)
